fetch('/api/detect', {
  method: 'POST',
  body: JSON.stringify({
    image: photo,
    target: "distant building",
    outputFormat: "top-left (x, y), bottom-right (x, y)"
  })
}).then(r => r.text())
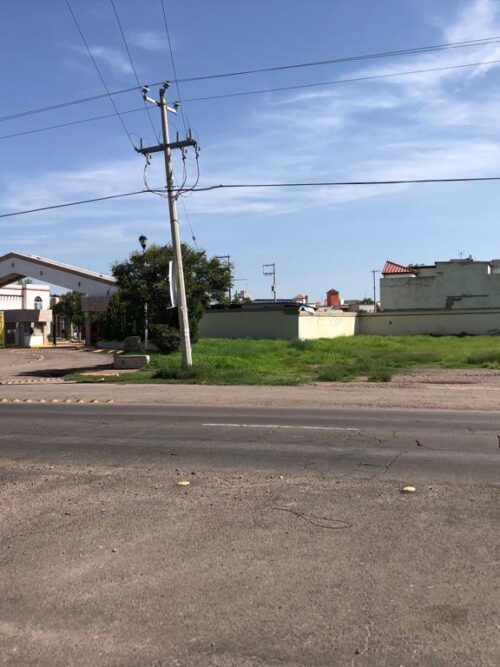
top-left (0, 252), bottom-right (116, 347)
top-left (326, 288), bottom-right (340, 308)
top-left (233, 289), bottom-right (252, 304)
top-left (0, 282), bottom-right (51, 346)
top-left (342, 299), bottom-right (376, 313)
top-left (381, 258), bottom-right (500, 310)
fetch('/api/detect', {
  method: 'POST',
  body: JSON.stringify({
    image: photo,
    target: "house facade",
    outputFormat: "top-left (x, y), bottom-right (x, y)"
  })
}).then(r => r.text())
top-left (0, 282), bottom-right (52, 346)
top-left (380, 258), bottom-right (500, 311)
top-left (0, 252), bottom-right (117, 347)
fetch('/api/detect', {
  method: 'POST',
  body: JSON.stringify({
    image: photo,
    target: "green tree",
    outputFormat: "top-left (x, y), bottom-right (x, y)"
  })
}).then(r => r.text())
top-left (53, 291), bottom-right (84, 336)
top-left (111, 243), bottom-right (231, 344)
top-left (102, 292), bottom-right (132, 341)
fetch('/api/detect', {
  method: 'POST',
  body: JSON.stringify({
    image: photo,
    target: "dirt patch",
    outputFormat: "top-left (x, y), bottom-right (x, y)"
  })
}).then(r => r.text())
top-left (0, 459), bottom-right (498, 666)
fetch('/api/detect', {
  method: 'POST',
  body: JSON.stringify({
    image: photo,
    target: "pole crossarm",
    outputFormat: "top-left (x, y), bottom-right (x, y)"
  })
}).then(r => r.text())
top-left (135, 138), bottom-right (198, 155)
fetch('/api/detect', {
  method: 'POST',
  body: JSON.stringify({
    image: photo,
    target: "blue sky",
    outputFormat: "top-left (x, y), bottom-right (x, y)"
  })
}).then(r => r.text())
top-left (2, 0), bottom-right (500, 302)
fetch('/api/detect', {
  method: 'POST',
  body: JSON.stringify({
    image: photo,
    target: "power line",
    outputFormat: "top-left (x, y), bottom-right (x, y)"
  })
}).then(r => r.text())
top-left (0, 106), bottom-right (145, 141)
top-left (3, 55), bottom-right (500, 142)
top-left (158, 2), bottom-right (199, 245)
top-left (159, 0), bottom-right (188, 134)
top-left (0, 86), bottom-right (139, 124)
top-left (0, 189), bottom-right (154, 219)
top-left (189, 176), bottom-right (500, 191)
top-left (178, 35), bottom-right (500, 83)
top-left (3, 175), bottom-right (500, 219)
top-left (179, 197), bottom-right (199, 248)
top-left (64, 0), bottom-right (135, 148)
top-left (3, 56), bottom-right (500, 144)
top-left (1, 35), bottom-right (500, 124)
top-left (181, 58), bottom-right (500, 103)
top-left (109, 0), bottom-right (160, 142)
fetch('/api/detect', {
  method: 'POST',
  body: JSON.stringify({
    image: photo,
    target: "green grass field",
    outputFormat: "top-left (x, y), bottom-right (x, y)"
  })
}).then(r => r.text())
top-left (69, 335), bottom-right (500, 385)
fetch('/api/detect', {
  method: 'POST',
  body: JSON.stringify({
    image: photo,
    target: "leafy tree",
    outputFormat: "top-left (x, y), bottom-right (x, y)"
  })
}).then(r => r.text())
top-left (52, 291), bottom-right (84, 335)
top-left (102, 292), bottom-right (132, 341)
top-left (110, 243), bottom-right (231, 344)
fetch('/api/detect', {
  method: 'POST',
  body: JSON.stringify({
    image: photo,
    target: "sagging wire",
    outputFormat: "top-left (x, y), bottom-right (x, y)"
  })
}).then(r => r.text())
top-left (174, 147), bottom-right (189, 200)
top-left (143, 154), bottom-right (168, 198)
top-left (179, 197), bottom-right (199, 249)
top-left (142, 150), bottom-right (200, 247)
top-left (142, 135), bottom-right (201, 204)
top-left (178, 144), bottom-right (201, 198)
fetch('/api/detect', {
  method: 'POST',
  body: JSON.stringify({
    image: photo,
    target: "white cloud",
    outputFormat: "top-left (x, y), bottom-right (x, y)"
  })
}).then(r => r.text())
top-left (5, 0), bottom-right (500, 230)
top-left (69, 44), bottom-right (133, 77)
top-left (129, 31), bottom-right (169, 53)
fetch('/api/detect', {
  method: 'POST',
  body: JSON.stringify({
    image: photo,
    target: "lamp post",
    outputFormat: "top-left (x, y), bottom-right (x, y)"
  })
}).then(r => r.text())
top-left (139, 235), bottom-right (149, 352)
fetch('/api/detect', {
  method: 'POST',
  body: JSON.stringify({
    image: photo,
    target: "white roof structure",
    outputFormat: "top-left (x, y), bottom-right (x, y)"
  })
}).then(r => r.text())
top-left (0, 252), bottom-right (117, 297)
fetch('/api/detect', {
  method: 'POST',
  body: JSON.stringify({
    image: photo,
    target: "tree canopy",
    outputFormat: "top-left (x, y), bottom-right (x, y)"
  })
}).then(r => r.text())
top-left (109, 243), bottom-right (231, 343)
top-left (52, 291), bottom-right (84, 331)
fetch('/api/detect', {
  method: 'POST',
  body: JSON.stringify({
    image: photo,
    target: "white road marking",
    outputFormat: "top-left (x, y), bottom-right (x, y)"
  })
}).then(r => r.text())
top-left (203, 423), bottom-right (358, 431)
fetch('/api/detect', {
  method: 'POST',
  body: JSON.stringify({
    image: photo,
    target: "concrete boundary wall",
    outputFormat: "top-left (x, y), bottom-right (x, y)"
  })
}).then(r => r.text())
top-left (298, 312), bottom-right (357, 339)
top-left (359, 308), bottom-right (500, 336)
top-left (200, 309), bottom-right (299, 339)
top-left (201, 307), bottom-right (500, 340)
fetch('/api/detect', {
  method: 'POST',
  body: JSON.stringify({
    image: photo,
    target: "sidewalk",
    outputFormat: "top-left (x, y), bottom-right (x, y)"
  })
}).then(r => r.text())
top-left (1, 370), bottom-right (500, 410)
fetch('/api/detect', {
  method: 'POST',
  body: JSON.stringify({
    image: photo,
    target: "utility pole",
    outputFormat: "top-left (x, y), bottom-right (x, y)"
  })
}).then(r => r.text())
top-left (138, 234), bottom-right (149, 352)
top-left (216, 254), bottom-right (232, 302)
top-left (137, 83), bottom-right (199, 368)
top-left (371, 269), bottom-right (380, 310)
top-left (263, 263), bottom-right (276, 301)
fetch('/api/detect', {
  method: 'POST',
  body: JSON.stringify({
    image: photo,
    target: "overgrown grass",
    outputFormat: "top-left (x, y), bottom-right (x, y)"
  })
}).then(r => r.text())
top-left (67, 334), bottom-right (500, 385)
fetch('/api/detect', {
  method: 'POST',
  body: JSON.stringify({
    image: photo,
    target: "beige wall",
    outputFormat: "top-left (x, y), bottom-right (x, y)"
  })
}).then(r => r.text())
top-left (298, 312), bottom-right (357, 339)
top-left (200, 307), bottom-right (500, 340)
top-left (359, 309), bottom-right (500, 335)
top-left (200, 309), bottom-right (299, 339)
top-left (381, 261), bottom-right (500, 311)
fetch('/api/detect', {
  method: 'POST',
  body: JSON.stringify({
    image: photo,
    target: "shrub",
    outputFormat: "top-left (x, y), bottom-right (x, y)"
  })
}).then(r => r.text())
top-left (316, 365), bottom-right (351, 382)
top-left (466, 350), bottom-right (500, 366)
top-left (289, 339), bottom-right (313, 351)
top-left (367, 369), bottom-right (392, 382)
top-left (153, 365), bottom-right (202, 381)
top-left (150, 324), bottom-right (180, 355)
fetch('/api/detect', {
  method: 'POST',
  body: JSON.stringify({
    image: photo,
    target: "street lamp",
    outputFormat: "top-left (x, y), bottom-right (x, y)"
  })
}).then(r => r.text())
top-left (139, 235), bottom-right (148, 351)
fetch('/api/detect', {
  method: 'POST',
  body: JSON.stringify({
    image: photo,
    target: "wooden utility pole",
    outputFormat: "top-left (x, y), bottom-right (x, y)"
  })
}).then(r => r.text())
top-left (216, 254), bottom-right (232, 302)
top-left (263, 263), bottom-right (276, 301)
top-left (137, 83), bottom-right (198, 368)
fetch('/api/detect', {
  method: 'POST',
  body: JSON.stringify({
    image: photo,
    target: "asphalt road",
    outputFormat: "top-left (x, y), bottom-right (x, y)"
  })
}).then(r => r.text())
top-left (1, 404), bottom-right (499, 666)
top-left (0, 403), bottom-right (499, 482)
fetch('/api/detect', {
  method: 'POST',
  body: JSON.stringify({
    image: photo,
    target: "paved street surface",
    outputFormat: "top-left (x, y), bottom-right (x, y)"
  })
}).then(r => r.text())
top-left (1, 403), bottom-right (499, 666)
top-left (0, 348), bottom-right (114, 385)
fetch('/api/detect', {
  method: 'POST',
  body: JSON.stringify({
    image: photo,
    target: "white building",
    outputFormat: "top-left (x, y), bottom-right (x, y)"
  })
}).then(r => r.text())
top-left (0, 282), bottom-right (52, 346)
top-left (0, 252), bottom-right (116, 348)
top-left (380, 258), bottom-right (500, 311)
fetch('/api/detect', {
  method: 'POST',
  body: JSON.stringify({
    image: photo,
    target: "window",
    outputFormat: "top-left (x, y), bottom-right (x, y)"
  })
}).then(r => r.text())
top-left (34, 296), bottom-right (43, 310)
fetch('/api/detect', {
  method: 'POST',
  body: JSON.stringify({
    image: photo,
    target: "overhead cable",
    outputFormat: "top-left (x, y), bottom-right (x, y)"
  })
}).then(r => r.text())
top-left (1, 35), bottom-right (500, 124)
top-left (181, 58), bottom-right (500, 102)
top-left (0, 107), bottom-right (145, 141)
top-left (109, 0), bottom-right (160, 142)
top-left (178, 35), bottom-right (500, 83)
top-left (3, 57), bottom-right (500, 143)
top-left (64, 0), bottom-right (135, 148)
top-left (3, 176), bottom-right (500, 219)
top-left (160, 0), bottom-right (188, 133)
